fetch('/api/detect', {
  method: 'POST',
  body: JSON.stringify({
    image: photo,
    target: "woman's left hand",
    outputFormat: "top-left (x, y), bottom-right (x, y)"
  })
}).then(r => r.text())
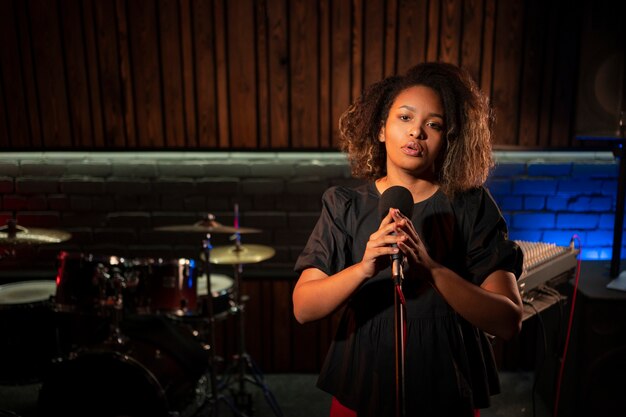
top-left (390, 209), bottom-right (437, 278)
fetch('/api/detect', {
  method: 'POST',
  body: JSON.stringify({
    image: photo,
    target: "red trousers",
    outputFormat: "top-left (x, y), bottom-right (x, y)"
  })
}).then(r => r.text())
top-left (329, 397), bottom-right (481, 417)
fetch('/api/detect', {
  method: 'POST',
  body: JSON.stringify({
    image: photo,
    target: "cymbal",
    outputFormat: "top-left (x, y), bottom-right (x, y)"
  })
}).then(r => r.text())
top-left (206, 244), bottom-right (275, 265)
top-left (0, 224), bottom-right (71, 245)
top-left (154, 219), bottom-right (261, 234)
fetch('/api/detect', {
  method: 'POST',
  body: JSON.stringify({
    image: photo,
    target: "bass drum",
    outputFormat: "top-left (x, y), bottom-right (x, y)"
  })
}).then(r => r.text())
top-left (0, 280), bottom-right (58, 384)
top-left (38, 315), bottom-right (210, 417)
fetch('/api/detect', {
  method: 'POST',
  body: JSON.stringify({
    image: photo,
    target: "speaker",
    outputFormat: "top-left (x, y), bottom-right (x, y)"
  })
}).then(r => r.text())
top-left (574, 0), bottom-right (625, 137)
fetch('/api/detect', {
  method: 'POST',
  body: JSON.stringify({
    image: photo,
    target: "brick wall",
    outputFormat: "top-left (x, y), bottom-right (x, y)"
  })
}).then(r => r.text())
top-left (0, 151), bottom-right (623, 278)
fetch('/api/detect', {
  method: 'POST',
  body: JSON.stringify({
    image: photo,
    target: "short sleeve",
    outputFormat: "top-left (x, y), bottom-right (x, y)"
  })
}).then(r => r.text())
top-left (458, 188), bottom-right (523, 285)
top-left (294, 187), bottom-right (353, 277)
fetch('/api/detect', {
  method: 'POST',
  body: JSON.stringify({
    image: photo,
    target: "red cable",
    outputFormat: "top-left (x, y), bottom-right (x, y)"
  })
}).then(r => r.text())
top-left (395, 284), bottom-right (407, 351)
top-left (552, 236), bottom-right (582, 417)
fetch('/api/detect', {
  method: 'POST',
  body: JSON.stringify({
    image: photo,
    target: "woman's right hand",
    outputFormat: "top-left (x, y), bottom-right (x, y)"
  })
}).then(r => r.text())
top-left (358, 208), bottom-right (406, 278)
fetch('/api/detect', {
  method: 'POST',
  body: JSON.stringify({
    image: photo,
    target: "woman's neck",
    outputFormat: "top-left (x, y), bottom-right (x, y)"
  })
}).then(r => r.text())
top-left (375, 175), bottom-right (439, 203)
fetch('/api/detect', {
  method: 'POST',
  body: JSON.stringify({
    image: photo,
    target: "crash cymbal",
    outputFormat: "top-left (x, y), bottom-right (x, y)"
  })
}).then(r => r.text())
top-left (155, 219), bottom-right (261, 234)
top-left (206, 244), bottom-right (275, 265)
top-left (0, 222), bottom-right (71, 245)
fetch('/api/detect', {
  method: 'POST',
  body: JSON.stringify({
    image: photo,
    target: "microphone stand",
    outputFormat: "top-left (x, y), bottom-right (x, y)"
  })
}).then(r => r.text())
top-left (392, 258), bottom-right (407, 417)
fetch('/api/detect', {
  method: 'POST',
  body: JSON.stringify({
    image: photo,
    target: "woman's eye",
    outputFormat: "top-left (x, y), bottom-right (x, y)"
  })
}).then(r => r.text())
top-left (427, 122), bottom-right (442, 131)
top-left (399, 114), bottom-right (411, 121)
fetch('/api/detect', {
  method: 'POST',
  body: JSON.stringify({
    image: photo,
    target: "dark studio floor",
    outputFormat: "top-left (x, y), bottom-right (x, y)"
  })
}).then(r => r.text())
top-left (0, 371), bottom-right (549, 417)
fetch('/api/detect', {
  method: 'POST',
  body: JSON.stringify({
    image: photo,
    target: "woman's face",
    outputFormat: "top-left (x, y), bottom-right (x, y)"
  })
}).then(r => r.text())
top-left (379, 85), bottom-right (446, 180)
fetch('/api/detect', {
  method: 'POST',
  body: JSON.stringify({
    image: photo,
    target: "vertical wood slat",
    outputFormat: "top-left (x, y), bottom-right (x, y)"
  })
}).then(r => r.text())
top-left (479, 0), bottom-right (496, 100)
top-left (351, 0), bottom-right (364, 104)
top-left (158, 0), bottom-right (185, 147)
top-left (116, 0), bottom-right (137, 148)
top-left (213, 0), bottom-right (230, 148)
top-left (318, 0), bottom-right (331, 148)
top-left (255, 0), bottom-right (270, 149)
top-left (82, 0), bottom-right (105, 147)
top-left (330, 0), bottom-right (351, 148)
top-left (59, 0), bottom-right (92, 147)
top-left (179, 0), bottom-right (197, 148)
top-left (383, 0), bottom-right (398, 77)
top-left (0, 0), bottom-right (29, 147)
top-left (93, 0), bottom-right (126, 147)
top-left (396, 0), bottom-right (429, 75)
top-left (517, 0), bottom-right (545, 148)
top-left (127, 0), bottom-right (163, 147)
top-left (426, 0), bottom-right (441, 62)
top-left (491, 0), bottom-right (524, 146)
top-left (439, 0), bottom-right (461, 64)
top-left (460, 0), bottom-right (483, 83)
top-left (266, 0), bottom-right (289, 148)
top-left (289, 0), bottom-right (319, 148)
top-left (362, 0), bottom-right (385, 88)
top-left (29, 0), bottom-right (72, 147)
top-left (226, 0), bottom-right (257, 148)
top-left (193, 0), bottom-right (218, 148)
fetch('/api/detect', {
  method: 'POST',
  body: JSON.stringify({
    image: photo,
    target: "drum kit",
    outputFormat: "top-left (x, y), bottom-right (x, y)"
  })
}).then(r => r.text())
top-left (0, 210), bottom-right (284, 417)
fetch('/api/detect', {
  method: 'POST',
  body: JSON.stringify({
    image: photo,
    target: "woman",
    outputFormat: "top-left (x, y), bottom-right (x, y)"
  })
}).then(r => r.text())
top-left (293, 62), bottom-right (523, 417)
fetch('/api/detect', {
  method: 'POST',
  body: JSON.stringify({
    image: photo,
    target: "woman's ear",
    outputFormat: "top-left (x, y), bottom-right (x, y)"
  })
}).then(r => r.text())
top-left (378, 125), bottom-right (385, 142)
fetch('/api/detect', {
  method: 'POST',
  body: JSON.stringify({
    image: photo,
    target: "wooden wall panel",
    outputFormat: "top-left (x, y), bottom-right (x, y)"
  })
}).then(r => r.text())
top-left (0, 0), bottom-right (593, 150)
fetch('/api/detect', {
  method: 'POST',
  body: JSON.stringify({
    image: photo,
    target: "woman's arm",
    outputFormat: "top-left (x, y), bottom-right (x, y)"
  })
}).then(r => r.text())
top-left (428, 266), bottom-right (523, 340)
top-left (293, 209), bottom-right (403, 323)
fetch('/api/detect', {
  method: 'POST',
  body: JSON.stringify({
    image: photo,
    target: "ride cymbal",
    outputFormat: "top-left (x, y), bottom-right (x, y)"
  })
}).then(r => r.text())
top-left (155, 219), bottom-right (261, 234)
top-left (206, 244), bottom-right (275, 265)
top-left (0, 222), bottom-right (71, 245)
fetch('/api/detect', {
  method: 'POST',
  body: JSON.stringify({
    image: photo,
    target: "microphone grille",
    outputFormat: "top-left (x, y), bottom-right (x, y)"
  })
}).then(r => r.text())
top-left (378, 186), bottom-right (414, 220)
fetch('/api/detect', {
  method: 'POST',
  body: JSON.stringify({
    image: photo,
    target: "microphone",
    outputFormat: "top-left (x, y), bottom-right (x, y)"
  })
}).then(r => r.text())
top-left (378, 186), bottom-right (414, 280)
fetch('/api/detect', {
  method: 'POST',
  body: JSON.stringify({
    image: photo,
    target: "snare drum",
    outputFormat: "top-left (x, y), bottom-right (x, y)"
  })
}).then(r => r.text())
top-left (0, 280), bottom-right (58, 384)
top-left (196, 273), bottom-right (235, 318)
top-left (126, 258), bottom-right (197, 316)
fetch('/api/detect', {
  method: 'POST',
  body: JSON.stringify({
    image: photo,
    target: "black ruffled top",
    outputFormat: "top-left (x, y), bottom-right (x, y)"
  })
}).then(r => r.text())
top-left (294, 183), bottom-right (523, 417)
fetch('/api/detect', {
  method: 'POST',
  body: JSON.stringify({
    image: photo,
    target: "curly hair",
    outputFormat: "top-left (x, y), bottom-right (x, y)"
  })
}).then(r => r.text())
top-left (338, 62), bottom-right (494, 196)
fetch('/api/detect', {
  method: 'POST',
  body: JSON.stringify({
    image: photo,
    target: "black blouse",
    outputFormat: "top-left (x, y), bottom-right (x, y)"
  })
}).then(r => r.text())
top-left (294, 183), bottom-right (523, 417)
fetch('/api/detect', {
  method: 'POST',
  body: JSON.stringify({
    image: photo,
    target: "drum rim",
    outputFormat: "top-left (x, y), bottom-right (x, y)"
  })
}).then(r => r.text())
top-left (0, 280), bottom-right (56, 305)
top-left (197, 274), bottom-right (233, 296)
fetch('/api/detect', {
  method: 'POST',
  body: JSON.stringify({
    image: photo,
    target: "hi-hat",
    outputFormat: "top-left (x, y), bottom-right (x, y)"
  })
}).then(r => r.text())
top-left (206, 244), bottom-right (275, 265)
top-left (0, 222), bottom-right (71, 245)
top-left (155, 219), bottom-right (261, 234)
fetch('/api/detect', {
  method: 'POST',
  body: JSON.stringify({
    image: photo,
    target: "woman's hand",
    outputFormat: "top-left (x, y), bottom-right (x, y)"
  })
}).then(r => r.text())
top-left (358, 208), bottom-right (407, 279)
top-left (390, 208), bottom-right (438, 279)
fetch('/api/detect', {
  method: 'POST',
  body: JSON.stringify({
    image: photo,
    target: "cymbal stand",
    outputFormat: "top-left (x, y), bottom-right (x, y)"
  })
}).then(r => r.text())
top-left (200, 232), bottom-right (224, 417)
top-left (218, 232), bottom-right (284, 417)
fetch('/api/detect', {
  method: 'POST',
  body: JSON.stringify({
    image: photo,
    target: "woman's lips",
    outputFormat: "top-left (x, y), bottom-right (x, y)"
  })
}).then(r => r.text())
top-left (401, 142), bottom-right (423, 157)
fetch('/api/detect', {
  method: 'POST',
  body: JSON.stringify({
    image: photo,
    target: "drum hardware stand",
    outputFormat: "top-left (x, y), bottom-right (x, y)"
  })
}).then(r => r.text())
top-left (217, 232), bottom-right (284, 417)
top-left (99, 265), bottom-right (129, 347)
top-left (199, 224), bottom-right (250, 417)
